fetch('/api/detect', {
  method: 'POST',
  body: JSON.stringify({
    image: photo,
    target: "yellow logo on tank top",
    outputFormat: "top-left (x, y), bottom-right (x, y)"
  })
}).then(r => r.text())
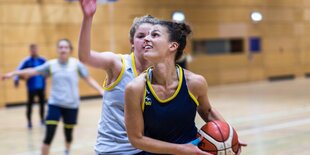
top-left (145, 89), bottom-right (152, 106)
top-left (145, 96), bottom-right (152, 106)
top-left (145, 100), bottom-right (152, 106)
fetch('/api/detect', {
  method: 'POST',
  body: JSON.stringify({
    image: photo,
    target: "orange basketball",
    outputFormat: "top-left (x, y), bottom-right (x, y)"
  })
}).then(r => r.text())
top-left (197, 120), bottom-right (239, 155)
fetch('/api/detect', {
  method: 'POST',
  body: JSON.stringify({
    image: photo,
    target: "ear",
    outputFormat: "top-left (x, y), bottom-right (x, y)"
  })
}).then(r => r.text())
top-left (131, 45), bottom-right (134, 52)
top-left (169, 42), bottom-right (179, 52)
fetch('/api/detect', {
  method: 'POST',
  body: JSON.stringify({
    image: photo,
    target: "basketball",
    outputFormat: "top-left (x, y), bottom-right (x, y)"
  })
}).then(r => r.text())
top-left (197, 120), bottom-right (239, 155)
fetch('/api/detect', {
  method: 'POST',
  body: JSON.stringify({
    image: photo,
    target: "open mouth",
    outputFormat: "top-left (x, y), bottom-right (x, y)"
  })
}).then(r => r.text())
top-left (144, 45), bottom-right (153, 49)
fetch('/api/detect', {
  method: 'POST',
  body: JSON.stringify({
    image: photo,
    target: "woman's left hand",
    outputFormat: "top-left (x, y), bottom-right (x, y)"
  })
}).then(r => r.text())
top-left (236, 139), bottom-right (247, 155)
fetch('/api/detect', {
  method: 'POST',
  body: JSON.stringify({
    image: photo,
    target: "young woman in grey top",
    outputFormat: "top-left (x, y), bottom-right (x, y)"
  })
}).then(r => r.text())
top-left (79, 0), bottom-right (158, 154)
top-left (2, 39), bottom-right (104, 155)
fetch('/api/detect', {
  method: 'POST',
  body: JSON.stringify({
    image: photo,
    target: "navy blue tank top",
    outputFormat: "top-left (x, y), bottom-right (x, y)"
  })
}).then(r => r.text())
top-left (142, 66), bottom-right (199, 146)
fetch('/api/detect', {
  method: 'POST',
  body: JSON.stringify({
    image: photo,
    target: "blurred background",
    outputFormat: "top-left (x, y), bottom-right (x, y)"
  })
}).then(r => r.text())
top-left (1, 0), bottom-right (310, 106)
top-left (0, 0), bottom-right (310, 155)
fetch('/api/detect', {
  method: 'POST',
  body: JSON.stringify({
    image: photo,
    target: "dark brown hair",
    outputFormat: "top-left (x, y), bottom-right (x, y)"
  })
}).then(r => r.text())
top-left (157, 21), bottom-right (192, 61)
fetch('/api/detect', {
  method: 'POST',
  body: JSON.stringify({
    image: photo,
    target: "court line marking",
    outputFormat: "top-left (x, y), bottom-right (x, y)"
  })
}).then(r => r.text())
top-left (238, 117), bottom-right (310, 136)
top-left (15, 105), bottom-right (310, 154)
top-left (16, 118), bottom-right (310, 155)
top-left (15, 142), bottom-right (94, 155)
top-left (228, 106), bottom-right (310, 124)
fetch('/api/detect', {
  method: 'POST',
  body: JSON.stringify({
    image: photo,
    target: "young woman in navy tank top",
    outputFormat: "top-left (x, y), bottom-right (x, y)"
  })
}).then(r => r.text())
top-left (125, 21), bottom-right (246, 154)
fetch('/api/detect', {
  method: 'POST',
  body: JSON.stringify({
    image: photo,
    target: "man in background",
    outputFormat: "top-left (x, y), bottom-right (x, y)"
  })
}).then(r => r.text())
top-left (14, 44), bottom-right (46, 129)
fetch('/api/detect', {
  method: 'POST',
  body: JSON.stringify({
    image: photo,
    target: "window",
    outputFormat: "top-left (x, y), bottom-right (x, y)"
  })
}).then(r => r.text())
top-left (192, 38), bottom-right (244, 55)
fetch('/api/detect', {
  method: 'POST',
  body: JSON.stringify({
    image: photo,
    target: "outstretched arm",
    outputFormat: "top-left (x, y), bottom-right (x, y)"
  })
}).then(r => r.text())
top-left (79, 0), bottom-right (120, 71)
top-left (2, 68), bottom-right (39, 81)
top-left (124, 76), bottom-right (209, 155)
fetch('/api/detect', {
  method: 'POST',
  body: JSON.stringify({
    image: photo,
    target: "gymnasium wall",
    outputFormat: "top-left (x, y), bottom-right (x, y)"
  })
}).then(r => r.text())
top-left (0, 0), bottom-right (309, 107)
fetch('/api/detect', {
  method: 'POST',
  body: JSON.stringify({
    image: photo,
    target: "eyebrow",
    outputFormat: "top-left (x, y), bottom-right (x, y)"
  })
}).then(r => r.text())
top-left (151, 29), bottom-right (160, 33)
top-left (136, 32), bottom-right (146, 35)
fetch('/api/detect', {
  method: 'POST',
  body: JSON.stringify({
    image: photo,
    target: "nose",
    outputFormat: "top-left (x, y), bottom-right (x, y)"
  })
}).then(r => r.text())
top-left (144, 34), bottom-right (151, 42)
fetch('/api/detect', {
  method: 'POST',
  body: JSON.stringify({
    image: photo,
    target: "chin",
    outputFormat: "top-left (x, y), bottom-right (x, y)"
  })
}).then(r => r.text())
top-left (144, 53), bottom-right (160, 63)
top-left (143, 52), bottom-right (152, 60)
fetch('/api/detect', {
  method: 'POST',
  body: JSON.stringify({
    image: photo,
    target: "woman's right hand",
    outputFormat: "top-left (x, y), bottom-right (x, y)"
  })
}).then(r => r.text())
top-left (1, 72), bottom-right (14, 80)
top-left (80, 0), bottom-right (96, 18)
top-left (177, 144), bottom-right (211, 155)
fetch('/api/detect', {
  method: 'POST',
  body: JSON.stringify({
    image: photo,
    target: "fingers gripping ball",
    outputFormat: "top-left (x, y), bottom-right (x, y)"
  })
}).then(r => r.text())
top-left (197, 120), bottom-right (239, 155)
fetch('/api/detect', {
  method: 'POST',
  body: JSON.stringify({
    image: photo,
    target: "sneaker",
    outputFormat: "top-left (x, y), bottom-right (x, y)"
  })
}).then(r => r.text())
top-left (40, 120), bottom-right (45, 127)
top-left (27, 122), bottom-right (33, 129)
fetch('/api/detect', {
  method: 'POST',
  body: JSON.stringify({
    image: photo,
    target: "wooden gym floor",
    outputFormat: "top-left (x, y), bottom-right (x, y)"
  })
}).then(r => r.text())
top-left (0, 78), bottom-right (309, 155)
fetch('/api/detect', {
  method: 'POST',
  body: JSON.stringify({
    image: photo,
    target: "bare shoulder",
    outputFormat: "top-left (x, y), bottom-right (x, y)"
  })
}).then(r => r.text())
top-left (184, 69), bottom-right (208, 95)
top-left (184, 70), bottom-right (207, 87)
top-left (125, 73), bottom-right (147, 94)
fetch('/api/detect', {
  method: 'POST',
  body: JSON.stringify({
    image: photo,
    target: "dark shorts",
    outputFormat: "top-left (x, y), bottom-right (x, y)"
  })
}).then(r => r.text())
top-left (45, 104), bottom-right (78, 128)
top-left (134, 152), bottom-right (145, 155)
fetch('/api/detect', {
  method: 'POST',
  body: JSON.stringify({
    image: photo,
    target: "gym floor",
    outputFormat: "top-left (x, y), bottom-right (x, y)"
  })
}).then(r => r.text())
top-left (1, 78), bottom-right (310, 155)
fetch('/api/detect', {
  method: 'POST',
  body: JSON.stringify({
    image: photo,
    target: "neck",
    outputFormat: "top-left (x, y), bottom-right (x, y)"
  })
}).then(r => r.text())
top-left (151, 61), bottom-right (177, 87)
top-left (59, 57), bottom-right (69, 64)
top-left (135, 54), bottom-right (151, 74)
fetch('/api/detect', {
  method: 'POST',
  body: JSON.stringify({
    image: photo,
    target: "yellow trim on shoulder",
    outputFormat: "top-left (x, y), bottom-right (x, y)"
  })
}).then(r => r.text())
top-left (131, 53), bottom-right (138, 77)
top-left (64, 124), bottom-right (75, 129)
top-left (142, 87), bottom-right (146, 112)
top-left (46, 120), bottom-right (58, 125)
top-left (188, 91), bottom-right (199, 106)
top-left (102, 55), bottom-right (125, 91)
top-left (146, 65), bottom-right (183, 103)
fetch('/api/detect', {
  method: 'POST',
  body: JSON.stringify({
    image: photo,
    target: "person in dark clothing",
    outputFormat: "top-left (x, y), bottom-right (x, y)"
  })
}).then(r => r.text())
top-left (14, 44), bottom-right (46, 129)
